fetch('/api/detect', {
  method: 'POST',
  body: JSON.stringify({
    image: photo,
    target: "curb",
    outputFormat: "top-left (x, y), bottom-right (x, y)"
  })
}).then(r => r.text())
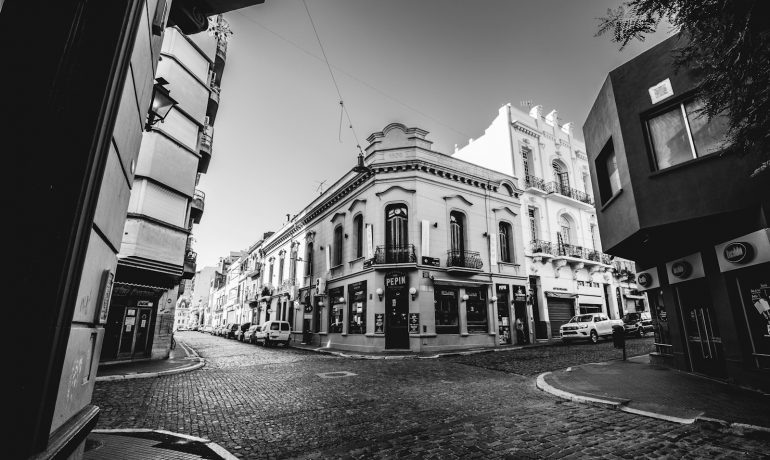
top-left (91, 429), bottom-right (237, 460)
top-left (293, 343), bottom-right (530, 360)
top-left (95, 341), bottom-right (205, 382)
top-left (536, 370), bottom-right (770, 433)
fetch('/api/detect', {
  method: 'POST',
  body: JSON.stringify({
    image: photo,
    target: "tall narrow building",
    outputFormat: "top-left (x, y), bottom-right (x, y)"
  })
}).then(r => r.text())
top-left (101, 16), bottom-right (233, 362)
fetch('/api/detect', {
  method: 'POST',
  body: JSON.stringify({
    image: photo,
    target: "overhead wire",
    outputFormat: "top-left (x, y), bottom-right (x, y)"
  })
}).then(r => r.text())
top-left (231, 9), bottom-right (474, 141)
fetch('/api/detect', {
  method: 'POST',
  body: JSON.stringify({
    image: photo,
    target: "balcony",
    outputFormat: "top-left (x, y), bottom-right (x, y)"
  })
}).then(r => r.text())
top-left (182, 249), bottom-right (197, 279)
top-left (190, 189), bottom-right (205, 224)
top-left (524, 175), bottom-right (548, 195)
top-left (207, 75), bottom-right (220, 124)
top-left (446, 250), bottom-right (483, 274)
top-left (367, 244), bottom-right (417, 268)
top-left (198, 122), bottom-right (213, 173)
top-left (543, 181), bottom-right (594, 207)
top-left (530, 240), bottom-right (612, 267)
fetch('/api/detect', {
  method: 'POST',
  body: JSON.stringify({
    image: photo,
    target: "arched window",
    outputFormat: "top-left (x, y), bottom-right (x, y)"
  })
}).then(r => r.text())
top-left (449, 211), bottom-right (465, 253)
top-left (353, 214), bottom-right (364, 258)
top-left (305, 242), bottom-right (313, 276)
top-left (499, 221), bottom-right (513, 263)
top-left (558, 215), bottom-right (572, 247)
top-left (333, 225), bottom-right (343, 266)
top-left (522, 146), bottom-right (532, 183)
top-left (553, 160), bottom-right (570, 193)
top-left (385, 204), bottom-right (408, 263)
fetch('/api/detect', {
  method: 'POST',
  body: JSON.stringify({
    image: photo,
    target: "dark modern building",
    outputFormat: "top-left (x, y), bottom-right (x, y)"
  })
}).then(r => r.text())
top-left (583, 34), bottom-right (770, 391)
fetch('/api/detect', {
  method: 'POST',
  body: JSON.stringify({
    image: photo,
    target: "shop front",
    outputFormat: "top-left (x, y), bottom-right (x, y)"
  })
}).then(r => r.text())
top-left (384, 271), bottom-right (409, 349)
top-left (636, 267), bottom-right (674, 364)
top-left (102, 282), bottom-right (166, 362)
top-left (545, 290), bottom-right (577, 339)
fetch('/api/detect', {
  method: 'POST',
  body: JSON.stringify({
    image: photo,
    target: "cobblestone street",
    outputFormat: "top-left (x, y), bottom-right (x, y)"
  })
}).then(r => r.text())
top-left (92, 332), bottom-right (770, 459)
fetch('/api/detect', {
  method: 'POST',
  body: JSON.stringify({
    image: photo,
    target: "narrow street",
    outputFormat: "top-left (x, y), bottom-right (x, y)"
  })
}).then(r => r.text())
top-left (91, 333), bottom-right (770, 459)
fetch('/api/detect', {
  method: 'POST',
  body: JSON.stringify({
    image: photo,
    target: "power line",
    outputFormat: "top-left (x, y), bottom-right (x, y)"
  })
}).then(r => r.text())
top-left (232, 9), bottom-right (474, 140)
top-left (301, 0), bottom-right (363, 155)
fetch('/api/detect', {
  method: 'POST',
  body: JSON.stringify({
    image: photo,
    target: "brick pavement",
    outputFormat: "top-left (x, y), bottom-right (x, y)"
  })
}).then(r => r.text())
top-left (91, 332), bottom-right (770, 459)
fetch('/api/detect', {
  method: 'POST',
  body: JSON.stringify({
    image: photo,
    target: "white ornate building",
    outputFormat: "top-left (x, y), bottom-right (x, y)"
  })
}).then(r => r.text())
top-left (454, 104), bottom-right (646, 340)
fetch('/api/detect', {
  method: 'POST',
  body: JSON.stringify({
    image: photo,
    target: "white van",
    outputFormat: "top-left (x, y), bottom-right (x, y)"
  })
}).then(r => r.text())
top-left (256, 321), bottom-right (291, 347)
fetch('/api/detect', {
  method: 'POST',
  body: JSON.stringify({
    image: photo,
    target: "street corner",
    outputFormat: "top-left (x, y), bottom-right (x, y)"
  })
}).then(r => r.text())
top-left (85, 429), bottom-right (238, 460)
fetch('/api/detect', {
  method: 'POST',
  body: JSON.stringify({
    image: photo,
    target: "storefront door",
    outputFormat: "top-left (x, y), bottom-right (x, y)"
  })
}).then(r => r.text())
top-left (496, 284), bottom-right (511, 345)
top-left (118, 306), bottom-right (153, 358)
top-left (675, 280), bottom-right (726, 377)
top-left (385, 271), bottom-right (409, 349)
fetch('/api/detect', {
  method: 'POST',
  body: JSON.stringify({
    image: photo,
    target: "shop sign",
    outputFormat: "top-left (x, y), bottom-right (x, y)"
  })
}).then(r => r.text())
top-left (385, 271), bottom-right (407, 288)
top-left (374, 313), bottom-right (385, 334)
top-left (724, 242), bottom-right (754, 264)
top-left (137, 300), bottom-right (153, 307)
top-left (408, 313), bottom-right (420, 334)
top-left (648, 78), bottom-right (674, 104)
top-left (421, 256), bottom-right (440, 267)
top-left (304, 304), bottom-right (313, 313)
top-left (637, 273), bottom-right (652, 287)
top-left (96, 269), bottom-right (114, 324)
top-left (671, 261), bottom-right (692, 278)
top-left (496, 285), bottom-right (509, 293)
top-left (513, 286), bottom-right (527, 302)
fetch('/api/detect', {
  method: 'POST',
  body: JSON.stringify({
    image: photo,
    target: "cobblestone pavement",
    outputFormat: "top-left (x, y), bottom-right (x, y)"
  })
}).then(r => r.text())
top-left (92, 332), bottom-right (770, 459)
top-left (448, 337), bottom-right (656, 376)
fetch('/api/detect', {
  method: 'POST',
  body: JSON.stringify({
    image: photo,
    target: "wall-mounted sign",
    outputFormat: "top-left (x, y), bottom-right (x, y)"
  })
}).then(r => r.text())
top-left (421, 256), bottom-right (440, 267)
top-left (374, 313), bottom-right (384, 334)
top-left (671, 261), bottom-right (692, 279)
top-left (304, 304), bottom-right (313, 313)
top-left (95, 269), bottom-right (114, 325)
top-left (385, 271), bottom-right (407, 288)
top-left (137, 300), bottom-right (153, 307)
top-left (724, 242), bottom-right (754, 264)
top-left (648, 78), bottom-right (674, 104)
top-left (637, 273), bottom-right (652, 287)
top-left (408, 313), bottom-right (420, 334)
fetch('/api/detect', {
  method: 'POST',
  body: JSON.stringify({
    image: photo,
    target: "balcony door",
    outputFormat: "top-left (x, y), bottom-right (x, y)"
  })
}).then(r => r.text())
top-left (449, 211), bottom-right (466, 265)
top-left (553, 161), bottom-right (570, 193)
top-left (385, 204), bottom-right (408, 263)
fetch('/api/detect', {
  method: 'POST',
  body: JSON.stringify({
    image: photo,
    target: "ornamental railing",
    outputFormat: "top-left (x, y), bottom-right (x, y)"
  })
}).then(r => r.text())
top-left (524, 175), bottom-right (547, 192)
top-left (373, 244), bottom-right (416, 264)
top-left (531, 240), bottom-right (612, 264)
top-left (544, 181), bottom-right (594, 205)
top-left (446, 250), bottom-right (483, 270)
top-left (531, 239), bottom-right (554, 255)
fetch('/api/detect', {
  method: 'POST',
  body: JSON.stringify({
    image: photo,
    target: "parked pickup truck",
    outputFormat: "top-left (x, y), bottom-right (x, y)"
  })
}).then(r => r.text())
top-left (559, 313), bottom-right (623, 344)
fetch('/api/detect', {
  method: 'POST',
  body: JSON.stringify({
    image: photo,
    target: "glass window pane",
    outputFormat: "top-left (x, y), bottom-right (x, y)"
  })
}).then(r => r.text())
top-left (605, 151), bottom-right (621, 195)
top-left (648, 107), bottom-right (693, 169)
top-left (685, 99), bottom-right (730, 158)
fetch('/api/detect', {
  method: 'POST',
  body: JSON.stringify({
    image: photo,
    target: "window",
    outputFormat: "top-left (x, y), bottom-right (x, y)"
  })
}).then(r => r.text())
top-left (385, 204), bottom-right (409, 263)
top-left (449, 211), bottom-right (465, 253)
top-left (590, 224), bottom-right (600, 250)
top-left (583, 173), bottom-right (591, 195)
top-left (348, 281), bottom-right (367, 334)
top-left (268, 260), bottom-right (274, 284)
top-left (353, 214), bottom-right (364, 259)
top-left (558, 215), bottom-right (572, 247)
top-left (278, 255), bottom-right (285, 284)
top-left (596, 138), bottom-right (621, 203)
top-left (333, 225), bottom-right (343, 266)
top-left (552, 161), bottom-right (570, 192)
top-left (465, 287), bottom-right (488, 333)
top-left (289, 251), bottom-right (297, 283)
top-left (522, 146), bottom-right (531, 181)
top-left (499, 221), bottom-right (513, 263)
top-left (328, 286), bottom-right (344, 333)
top-left (528, 207), bottom-right (539, 242)
top-left (435, 288), bottom-right (459, 334)
top-left (647, 98), bottom-right (729, 170)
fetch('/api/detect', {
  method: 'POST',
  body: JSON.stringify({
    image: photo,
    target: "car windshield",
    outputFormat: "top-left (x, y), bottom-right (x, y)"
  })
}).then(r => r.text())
top-left (569, 315), bottom-right (594, 323)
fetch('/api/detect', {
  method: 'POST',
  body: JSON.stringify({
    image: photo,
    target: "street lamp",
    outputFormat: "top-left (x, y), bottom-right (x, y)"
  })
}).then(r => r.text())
top-left (145, 77), bottom-right (177, 131)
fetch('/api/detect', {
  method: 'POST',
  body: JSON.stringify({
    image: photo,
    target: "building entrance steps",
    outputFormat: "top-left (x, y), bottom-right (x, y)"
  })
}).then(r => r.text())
top-left (537, 355), bottom-right (770, 431)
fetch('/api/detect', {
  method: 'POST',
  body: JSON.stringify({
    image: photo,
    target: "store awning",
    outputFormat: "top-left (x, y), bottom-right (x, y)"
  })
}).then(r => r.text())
top-left (431, 277), bottom-right (492, 287)
top-left (545, 291), bottom-right (577, 298)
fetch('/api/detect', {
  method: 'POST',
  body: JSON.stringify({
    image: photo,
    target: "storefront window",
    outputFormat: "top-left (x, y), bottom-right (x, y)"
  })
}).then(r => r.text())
top-left (434, 288), bottom-right (459, 334)
top-left (466, 287), bottom-right (488, 333)
top-left (328, 286), bottom-right (344, 333)
top-left (736, 266), bottom-right (770, 369)
top-left (348, 281), bottom-right (367, 334)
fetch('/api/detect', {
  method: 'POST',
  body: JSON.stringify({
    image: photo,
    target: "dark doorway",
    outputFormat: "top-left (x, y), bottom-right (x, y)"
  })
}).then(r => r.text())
top-left (385, 271), bottom-right (409, 349)
top-left (675, 279), bottom-right (726, 378)
top-left (496, 284), bottom-right (511, 345)
top-left (118, 305), bottom-right (154, 359)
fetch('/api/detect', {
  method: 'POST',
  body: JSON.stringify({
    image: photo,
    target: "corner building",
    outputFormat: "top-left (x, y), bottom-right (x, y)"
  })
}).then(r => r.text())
top-left (256, 123), bottom-right (527, 352)
top-left (454, 104), bottom-right (646, 341)
top-left (583, 35), bottom-right (770, 391)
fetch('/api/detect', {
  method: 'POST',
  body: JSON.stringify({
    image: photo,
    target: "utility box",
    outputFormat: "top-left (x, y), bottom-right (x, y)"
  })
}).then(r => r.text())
top-left (612, 325), bottom-right (626, 349)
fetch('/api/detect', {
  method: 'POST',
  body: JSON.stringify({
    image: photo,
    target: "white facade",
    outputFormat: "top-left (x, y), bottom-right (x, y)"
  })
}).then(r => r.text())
top-left (455, 104), bottom-right (646, 340)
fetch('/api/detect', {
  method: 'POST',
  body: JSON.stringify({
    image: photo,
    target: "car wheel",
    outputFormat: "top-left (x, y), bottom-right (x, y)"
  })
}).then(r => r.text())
top-left (590, 330), bottom-right (599, 344)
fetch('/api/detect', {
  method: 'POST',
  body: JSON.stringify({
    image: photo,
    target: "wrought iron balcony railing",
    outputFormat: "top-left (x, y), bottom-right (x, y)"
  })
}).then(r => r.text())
top-left (184, 250), bottom-right (197, 264)
top-left (199, 124), bottom-right (213, 154)
top-left (524, 175), bottom-right (548, 192)
top-left (373, 244), bottom-right (416, 264)
top-left (446, 250), bottom-right (483, 270)
top-left (531, 239), bottom-right (554, 255)
top-left (544, 181), bottom-right (594, 205)
top-left (530, 240), bottom-right (612, 264)
top-left (192, 189), bottom-right (206, 210)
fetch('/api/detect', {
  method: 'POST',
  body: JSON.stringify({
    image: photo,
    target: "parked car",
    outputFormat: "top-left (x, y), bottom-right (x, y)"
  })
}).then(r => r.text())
top-left (622, 311), bottom-right (653, 337)
top-left (560, 313), bottom-right (623, 344)
top-left (190, 325), bottom-right (199, 331)
top-left (202, 325), bottom-right (212, 334)
top-left (216, 325), bottom-right (227, 337)
top-left (226, 323), bottom-right (239, 339)
top-left (244, 324), bottom-right (260, 344)
top-left (255, 321), bottom-right (291, 347)
top-left (234, 322), bottom-right (251, 342)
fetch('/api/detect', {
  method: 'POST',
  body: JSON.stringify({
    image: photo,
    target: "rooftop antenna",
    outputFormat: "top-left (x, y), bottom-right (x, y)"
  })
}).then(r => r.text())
top-left (520, 100), bottom-right (533, 108)
top-left (315, 179), bottom-right (327, 194)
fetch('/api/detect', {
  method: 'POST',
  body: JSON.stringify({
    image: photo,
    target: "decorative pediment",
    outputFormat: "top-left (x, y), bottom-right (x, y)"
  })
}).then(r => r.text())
top-left (330, 212), bottom-right (346, 223)
top-left (443, 194), bottom-right (473, 206)
top-left (491, 206), bottom-right (518, 218)
top-left (347, 199), bottom-right (366, 212)
top-left (375, 185), bottom-right (416, 199)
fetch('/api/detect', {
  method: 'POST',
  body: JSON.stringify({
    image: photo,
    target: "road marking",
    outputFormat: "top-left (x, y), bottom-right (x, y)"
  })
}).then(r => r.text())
top-left (316, 371), bottom-right (357, 378)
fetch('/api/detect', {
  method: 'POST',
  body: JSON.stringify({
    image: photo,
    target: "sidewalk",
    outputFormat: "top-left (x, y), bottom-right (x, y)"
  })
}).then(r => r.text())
top-left (537, 354), bottom-right (770, 432)
top-left (96, 340), bottom-right (204, 381)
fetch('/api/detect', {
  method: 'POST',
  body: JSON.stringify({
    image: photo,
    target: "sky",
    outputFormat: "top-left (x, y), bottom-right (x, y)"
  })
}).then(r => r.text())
top-left (189, 0), bottom-right (673, 268)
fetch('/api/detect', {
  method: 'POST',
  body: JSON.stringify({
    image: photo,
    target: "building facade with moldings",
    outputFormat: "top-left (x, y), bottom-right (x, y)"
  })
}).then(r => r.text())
top-left (250, 123), bottom-right (529, 352)
top-left (454, 104), bottom-right (646, 342)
